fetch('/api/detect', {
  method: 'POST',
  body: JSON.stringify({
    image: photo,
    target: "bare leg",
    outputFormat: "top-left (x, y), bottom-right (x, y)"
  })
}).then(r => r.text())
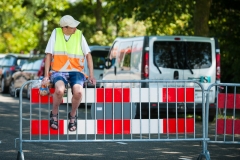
top-left (51, 80), bottom-right (65, 129)
top-left (69, 84), bottom-right (83, 131)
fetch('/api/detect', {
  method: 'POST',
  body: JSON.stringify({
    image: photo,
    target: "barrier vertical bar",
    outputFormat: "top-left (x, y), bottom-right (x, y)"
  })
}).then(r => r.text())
top-left (175, 82), bottom-right (178, 139)
top-left (103, 83), bottom-right (106, 140)
top-left (232, 86), bottom-right (236, 141)
top-left (130, 83), bottom-right (133, 140)
top-left (121, 82), bottom-right (124, 140)
top-left (157, 82), bottom-right (160, 139)
top-left (112, 83), bottom-right (115, 140)
top-left (166, 82), bottom-right (169, 137)
top-left (85, 82), bottom-right (87, 140)
top-left (148, 82), bottom-right (150, 139)
top-left (29, 83), bottom-right (32, 141)
top-left (184, 82), bottom-right (187, 139)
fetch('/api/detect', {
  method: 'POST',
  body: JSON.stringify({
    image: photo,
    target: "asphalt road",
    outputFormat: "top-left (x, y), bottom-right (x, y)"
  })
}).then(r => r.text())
top-left (0, 93), bottom-right (240, 160)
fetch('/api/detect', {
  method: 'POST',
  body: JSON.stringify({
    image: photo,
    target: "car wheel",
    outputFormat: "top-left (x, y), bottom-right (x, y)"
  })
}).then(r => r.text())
top-left (27, 84), bottom-right (31, 99)
top-left (9, 80), bottom-right (16, 97)
top-left (0, 78), bottom-right (6, 93)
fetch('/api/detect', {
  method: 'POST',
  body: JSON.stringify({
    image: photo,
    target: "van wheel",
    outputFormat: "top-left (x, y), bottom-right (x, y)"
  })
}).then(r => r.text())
top-left (135, 104), bottom-right (149, 119)
top-left (208, 115), bottom-right (215, 122)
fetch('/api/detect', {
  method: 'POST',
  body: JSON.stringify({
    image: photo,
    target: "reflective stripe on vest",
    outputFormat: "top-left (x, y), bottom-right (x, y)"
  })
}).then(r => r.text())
top-left (52, 28), bottom-right (85, 72)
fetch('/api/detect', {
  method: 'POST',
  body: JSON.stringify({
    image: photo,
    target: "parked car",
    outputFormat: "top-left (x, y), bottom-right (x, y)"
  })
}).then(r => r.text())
top-left (84, 45), bottom-right (110, 88)
top-left (103, 36), bottom-right (221, 121)
top-left (0, 56), bottom-right (4, 75)
top-left (10, 56), bottom-right (45, 98)
top-left (0, 54), bottom-right (30, 94)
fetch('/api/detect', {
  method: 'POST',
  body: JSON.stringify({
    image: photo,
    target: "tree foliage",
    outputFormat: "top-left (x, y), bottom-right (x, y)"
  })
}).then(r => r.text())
top-left (0, 0), bottom-right (69, 53)
top-left (209, 0), bottom-right (240, 83)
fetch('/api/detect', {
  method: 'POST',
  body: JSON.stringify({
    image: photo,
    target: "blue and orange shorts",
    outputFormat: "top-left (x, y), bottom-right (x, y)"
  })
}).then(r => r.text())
top-left (50, 72), bottom-right (86, 88)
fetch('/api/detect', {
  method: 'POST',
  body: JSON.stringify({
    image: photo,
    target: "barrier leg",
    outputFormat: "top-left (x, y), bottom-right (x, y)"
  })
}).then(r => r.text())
top-left (197, 152), bottom-right (210, 160)
top-left (17, 151), bottom-right (24, 160)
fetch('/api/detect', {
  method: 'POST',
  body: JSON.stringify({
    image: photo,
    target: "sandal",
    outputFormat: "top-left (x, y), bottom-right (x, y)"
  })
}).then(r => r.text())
top-left (50, 111), bottom-right (58, 130)
top-left (68, 112), bottom-right (77, 132)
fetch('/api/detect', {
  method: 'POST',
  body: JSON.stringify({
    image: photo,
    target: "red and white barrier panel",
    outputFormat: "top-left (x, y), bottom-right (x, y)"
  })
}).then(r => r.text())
top-left (31, 118), bottom-right (194, 135)
top-left (218, 93), bottom-right (240, 109)
top-left (217, 93), bottom-right (240, 134)
top-left (217, 119), bottom-right (240, 134)
top-left (31, 88), bottom-right (194, 104)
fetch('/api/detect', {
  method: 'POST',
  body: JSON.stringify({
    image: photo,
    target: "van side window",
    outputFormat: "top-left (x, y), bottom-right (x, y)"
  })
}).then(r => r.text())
top-left (117, 41), bottom-right (132, 70)
top-left (109, 41), bottom-right (119, 66)
top-left (131, 40), bottom-right (143, 70)
top-left (153, 41), bottom-right (212, 69)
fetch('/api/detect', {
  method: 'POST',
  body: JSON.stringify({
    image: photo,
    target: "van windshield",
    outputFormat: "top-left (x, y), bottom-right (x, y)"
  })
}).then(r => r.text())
top-left (153, 41), bottom-right (212, 69)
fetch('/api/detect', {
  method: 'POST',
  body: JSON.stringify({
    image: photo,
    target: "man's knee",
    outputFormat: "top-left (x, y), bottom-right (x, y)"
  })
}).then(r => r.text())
top-left (55, 88), bottom-right (65, 97)
top-left (72, 90), bottom-right (83, 99)
top-left (54, 80), bottom-right (66, 96)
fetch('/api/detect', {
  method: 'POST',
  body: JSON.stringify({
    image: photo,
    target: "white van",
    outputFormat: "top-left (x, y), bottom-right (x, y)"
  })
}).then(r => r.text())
top-left (102, 36), bottom-right (221, 121)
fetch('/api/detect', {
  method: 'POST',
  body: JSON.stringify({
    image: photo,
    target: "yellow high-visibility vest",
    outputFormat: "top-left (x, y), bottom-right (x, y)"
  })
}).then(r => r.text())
top-left (51, 28), bottom-right (85, 72)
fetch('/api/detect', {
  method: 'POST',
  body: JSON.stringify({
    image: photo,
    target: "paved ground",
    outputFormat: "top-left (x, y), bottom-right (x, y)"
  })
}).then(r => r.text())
top-left (0, 93), bottom-right (240, 160)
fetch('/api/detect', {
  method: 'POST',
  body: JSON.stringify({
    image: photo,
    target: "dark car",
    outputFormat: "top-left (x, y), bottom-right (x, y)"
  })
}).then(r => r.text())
top-left (0, 54), bottom-right (29, 93)
top-left (10, 56), bottom-right (45, 98)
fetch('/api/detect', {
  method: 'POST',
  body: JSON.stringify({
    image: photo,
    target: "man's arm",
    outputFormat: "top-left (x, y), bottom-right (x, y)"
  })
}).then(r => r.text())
top-left (86, 53), bottom-right (96, 85)
top-left (42, 53), bottom-right (51, 84)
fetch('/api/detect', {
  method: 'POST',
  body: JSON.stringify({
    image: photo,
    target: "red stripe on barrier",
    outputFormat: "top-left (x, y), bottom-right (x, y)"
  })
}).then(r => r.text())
top-left (163, 118), bottom-right (194, 133)
top-left (162, 88), bottom-right (194, 102)
top-left (216, 119), bottom-right (240, 134)
top-left (218, 93), bottom-right (240, 109)
top-left (97, 119), bottom-right (130, 134)
top-left (31, 120), bottom-right (64, 135)
top-left (31, 88), bottom-right (55, 104)
top-left (97, 88), bottom-right (130, 103)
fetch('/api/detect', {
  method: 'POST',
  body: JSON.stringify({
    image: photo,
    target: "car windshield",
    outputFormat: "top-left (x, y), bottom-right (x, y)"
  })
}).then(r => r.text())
top-left (21, 63), bottom-right (29, 70)
top-left (153, 41), bottom-right (212, 69)
top-left (27, 62), bottom-right (34, 70)
top-left (17, 58), bottom-right (29, 67)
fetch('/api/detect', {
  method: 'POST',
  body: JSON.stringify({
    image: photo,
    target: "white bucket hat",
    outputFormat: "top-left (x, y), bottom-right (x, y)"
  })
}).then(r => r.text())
top-left (59, 15), bottom-right (80, 28)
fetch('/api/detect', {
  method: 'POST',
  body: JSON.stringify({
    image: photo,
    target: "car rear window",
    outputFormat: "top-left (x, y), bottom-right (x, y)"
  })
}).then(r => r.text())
top-left (153, 41), bottom-right (212, 69)
top-left (2, 56), bottom-right (15, 66)
top-left (91, 51), bottom-right (109, 69)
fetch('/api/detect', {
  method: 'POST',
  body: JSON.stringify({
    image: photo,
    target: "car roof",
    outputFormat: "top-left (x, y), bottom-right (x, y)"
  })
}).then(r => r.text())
top-left (5, 53), bottom-right (31, 58)
top-left (89, 45), bottom-right (110, 51)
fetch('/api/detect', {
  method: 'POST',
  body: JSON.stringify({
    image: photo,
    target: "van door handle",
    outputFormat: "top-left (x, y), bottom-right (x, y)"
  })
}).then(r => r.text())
top-left (174, 71), bottom-right (179, 79)
top-left (114, 66), bottom-right (116, 75)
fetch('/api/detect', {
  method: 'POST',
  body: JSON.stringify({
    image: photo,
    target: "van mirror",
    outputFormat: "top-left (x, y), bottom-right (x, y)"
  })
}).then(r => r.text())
top-left (105, 58), bottom-right (112, 69)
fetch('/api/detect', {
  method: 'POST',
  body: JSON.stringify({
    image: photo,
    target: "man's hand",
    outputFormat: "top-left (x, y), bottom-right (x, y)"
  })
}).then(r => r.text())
top-left (88, 76), bottom-right (96, 85)
top-left (41, 77), bottom-right (50, 87)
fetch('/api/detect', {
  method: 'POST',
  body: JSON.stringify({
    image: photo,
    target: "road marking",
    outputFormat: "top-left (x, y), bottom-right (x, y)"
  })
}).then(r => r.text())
top-left (117, 142), bottom-right (127, 145)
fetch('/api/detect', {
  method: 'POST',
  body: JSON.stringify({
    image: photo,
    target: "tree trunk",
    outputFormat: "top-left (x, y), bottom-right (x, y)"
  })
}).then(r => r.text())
top-left (194, 0), bottom-right (212, 36)
top-left (95, 0), bottom-right (102, 31)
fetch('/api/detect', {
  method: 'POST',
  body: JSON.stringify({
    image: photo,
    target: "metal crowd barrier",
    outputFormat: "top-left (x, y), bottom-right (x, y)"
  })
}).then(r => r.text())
top-left (16, 79), bottom-right (210, 160)
top-left (205, 83), bottom-right (240, 147)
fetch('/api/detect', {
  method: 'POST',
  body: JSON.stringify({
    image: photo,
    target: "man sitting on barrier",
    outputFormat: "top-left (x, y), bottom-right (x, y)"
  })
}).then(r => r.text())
top-left (42, 15), bottom-right (96, 131)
